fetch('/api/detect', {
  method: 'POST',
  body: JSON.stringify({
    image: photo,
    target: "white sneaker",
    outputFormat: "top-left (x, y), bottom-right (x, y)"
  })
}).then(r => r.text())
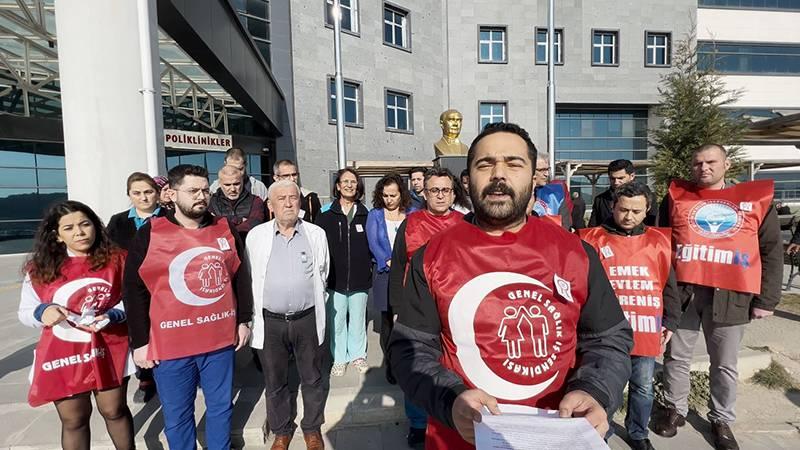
top-left (351, 358), bottom-right (369, 374)
top-left (331, 363), bottom-right (346, 377)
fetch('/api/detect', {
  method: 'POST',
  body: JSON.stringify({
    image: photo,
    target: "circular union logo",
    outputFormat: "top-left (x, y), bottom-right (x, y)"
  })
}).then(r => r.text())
top-left (169, 247), bottom-right (228, 306)
top-left (689, 200), bottom-right (742, 239)
top-left (449, 272), bottom-right (568, 401)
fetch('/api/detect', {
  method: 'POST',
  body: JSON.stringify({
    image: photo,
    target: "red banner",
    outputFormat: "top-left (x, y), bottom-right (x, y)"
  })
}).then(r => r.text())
top-left (579, 226), bottom-right (671, 356)
top-left (669, 179), bottom-right (773, 294)
top-left (28, 254), bottom-right (129, 406)
top-left (139, 217), bottom-right (240, 360)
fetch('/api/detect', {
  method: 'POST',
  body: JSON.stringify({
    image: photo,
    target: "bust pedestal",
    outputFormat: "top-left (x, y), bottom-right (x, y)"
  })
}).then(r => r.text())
top-left (433, 155), bottom-right (467, 175)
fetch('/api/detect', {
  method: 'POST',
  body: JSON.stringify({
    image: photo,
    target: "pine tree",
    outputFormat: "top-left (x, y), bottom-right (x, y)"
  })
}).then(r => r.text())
top-left (650, 32), bottom-right (748, 198)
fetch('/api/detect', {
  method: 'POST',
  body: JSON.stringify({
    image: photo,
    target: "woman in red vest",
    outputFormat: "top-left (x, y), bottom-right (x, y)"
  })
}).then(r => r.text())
top-left (18, 201), bottom-right (134, 450)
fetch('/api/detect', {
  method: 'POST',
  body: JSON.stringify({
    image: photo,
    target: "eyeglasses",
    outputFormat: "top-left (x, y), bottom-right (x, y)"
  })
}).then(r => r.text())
top-left (275, 172), bottom-right (299, 179)
top-left (425, 187), bottom-right (453, 196)
top-left (535, 167), bottom-right (551, 173)
top-left (177, 188), bottom-right (211, 197)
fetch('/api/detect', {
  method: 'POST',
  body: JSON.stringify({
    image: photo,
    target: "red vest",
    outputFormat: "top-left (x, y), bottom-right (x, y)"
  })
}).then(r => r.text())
top-left (579, 226), bottom-right (671, 357)
top-left (405, 209), bottom-right (464, 260)
top-left (28, 253), bottom-right (129, 407)
top-left (423, 219), bottom-right (588, 450)
top-left (139, 217), bottom-right (240, 360)
top-left (668, 180), bottom-right (773, 294)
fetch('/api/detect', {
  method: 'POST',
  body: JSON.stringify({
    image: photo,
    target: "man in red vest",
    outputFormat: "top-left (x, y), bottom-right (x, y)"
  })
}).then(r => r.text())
top-left (124, 164), bottom-right (253, 450)
top-left (653, 144), bottom-right (782, 450)
top-left (388, 166), bottom-right (464, 448)
top-left (388, 122), bottom-right (633, 450)
top-left (579, 181), bottom-right (681, 450)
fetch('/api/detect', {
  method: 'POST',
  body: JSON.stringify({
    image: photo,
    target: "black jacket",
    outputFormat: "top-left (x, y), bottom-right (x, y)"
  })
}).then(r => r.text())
top-left (107, 208), bottom-right (167, 251)
top-left (315, 201), bottom-right (373, 293)
top-left (600, 219), bottom-right (682, 331)
top-left (388, 237), bottom-right (633, 431)
top-left (658, 192), bottom-right (782, 325)
top-left (122, 211), bottom-right (253, 349)
top-left (589, 188), bottom-right (657, 228)
top-left (208, 189), bottom-right (265, 240)
top-left (572, 196), bottom-right (587, 229)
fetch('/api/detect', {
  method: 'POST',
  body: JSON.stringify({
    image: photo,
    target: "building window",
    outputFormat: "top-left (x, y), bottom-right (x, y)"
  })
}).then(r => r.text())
top-left (535, 28), bottom-right (563, 65)
top-left (325, 0), bottom-right (359, 34)
top-left (328, 78), bottom-right (361, 126)
top-left (0, 141), bottom-right (67, 255)
top-left (698, 41), bottom-right (800, 75)
top-left (555, 109), bottom-right (648, 161)
top-left (383, 4), bottom-right (409, 50)
top-left (645, 32), bottom-right (671, 67)
top-left (699, 0), bottom-right (800, 11)
top-left (385, 90), bottom-right (412, 132)
top-left (479, 26), bottom-right (507, 63)
top-left (592, 30), bottom-right (618, 66)
top-left (233, 0), bottom-right (271, 65)
top-left (479, 102), bottom-right (507, 130)
top-left (755, 171), bottom-right (800, 201)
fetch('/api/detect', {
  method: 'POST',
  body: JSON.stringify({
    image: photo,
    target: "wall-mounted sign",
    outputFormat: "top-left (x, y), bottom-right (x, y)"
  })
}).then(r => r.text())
top-left (164, 129), bottom-right (233, 151)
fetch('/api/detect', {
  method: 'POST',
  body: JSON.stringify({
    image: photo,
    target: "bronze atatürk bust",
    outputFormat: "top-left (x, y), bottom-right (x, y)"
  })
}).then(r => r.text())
top-left (434, 109), bottom-right (469, 156)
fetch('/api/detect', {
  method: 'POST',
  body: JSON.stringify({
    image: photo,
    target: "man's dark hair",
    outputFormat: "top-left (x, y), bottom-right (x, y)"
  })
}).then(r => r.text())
top-left (332, 167), bottom-right (365, 201)
top-left (168, 164), bottom-right (209, 188)
top-left (460, 169), bottom-right (469, 179)
top-left (612, 180), bottom-right (652, 210)
top-left (423, 167), bottom-right (455, 186)
top-left (423, 167), bottom-right (469, 208)
top-left (607, 159), bottom-right (634, 175)
top-left (372, 172), bottom-right (411, 210)
top-left (409, 167), bottom-right (426, 177)
top-left (467, 122), bottom-right (537, 169)
top-left (692, 143), bottom-right (727, 157)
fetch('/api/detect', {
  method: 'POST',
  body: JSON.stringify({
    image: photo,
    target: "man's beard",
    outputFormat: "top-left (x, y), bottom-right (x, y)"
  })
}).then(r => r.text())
top-left (177, 200), bottom-right (208, 219)
top-left (470, 179), bottom-right (531, 226)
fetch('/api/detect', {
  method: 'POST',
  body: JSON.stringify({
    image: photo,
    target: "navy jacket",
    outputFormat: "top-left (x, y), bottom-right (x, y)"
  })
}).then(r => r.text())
top-left (315, 201), bottom-right (373, 293)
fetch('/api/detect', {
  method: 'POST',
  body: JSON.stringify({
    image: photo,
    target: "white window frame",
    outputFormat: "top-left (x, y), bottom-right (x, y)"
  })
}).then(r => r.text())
top-left (328, 77), bottom-right (362, 127)
top-left (325, 0), bottom-right (359, 34)
top-left (535, 27), bottom-right (563, 65)
top-left (592, 30), bottom-right (618, 66)
top-left (645, 31), bottom-right (671, 67)
top-left (385, 90), bottom-right (413, 133)
top-left (383, 3), bottom-right (409, 50)
top-left (478, 26), bottom-right (507, 63)
top-left (479, 102), bottom-right (507, 130)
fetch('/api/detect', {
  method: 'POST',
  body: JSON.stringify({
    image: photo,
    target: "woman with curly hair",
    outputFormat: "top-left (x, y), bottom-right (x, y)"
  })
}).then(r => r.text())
top-left (365, 172), bottom-right (411, 378)
top-left (18, 200), bottom-right (135, 450)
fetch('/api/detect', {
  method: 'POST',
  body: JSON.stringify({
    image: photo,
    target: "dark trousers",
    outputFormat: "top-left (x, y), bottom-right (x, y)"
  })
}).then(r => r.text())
top-left (259, 309), bottom-right (328, 435)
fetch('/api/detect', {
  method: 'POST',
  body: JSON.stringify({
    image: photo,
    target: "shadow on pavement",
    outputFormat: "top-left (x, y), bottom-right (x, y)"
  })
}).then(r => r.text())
top-left (324, 366), bottom-right (403, 449)
top-left (0, 342), bottom-right (35, 380)
top-left (132, 394), bottom-right (165, 450)
top-left (786, 388), bottom-right (800, 409)
top-left (684, 411), bottom-right (715, 447)
top-left (774, 309), bottom-right (800, 322)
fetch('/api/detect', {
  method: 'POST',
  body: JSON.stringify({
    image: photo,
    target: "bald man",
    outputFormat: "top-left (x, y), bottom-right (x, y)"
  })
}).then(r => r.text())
top-left (209, 165), bottom-right (266, 240)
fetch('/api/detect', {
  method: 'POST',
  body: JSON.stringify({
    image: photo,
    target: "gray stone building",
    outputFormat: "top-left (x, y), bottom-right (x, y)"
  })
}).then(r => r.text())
top-left (285, 0), bottom-right (697, 200)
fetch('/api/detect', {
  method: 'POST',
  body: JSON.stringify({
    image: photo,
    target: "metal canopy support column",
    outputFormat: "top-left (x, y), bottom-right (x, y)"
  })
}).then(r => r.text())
top-left (585, 173), bottom-right (601, 198)
top-left (750, 161), bottom-right (764, 181)
top-left (564, 162), bottom-right (582, 191)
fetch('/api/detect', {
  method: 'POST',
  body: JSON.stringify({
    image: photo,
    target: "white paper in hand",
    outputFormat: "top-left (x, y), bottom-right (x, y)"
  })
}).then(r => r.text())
top-left (474, 404), bottom-right (609, 450)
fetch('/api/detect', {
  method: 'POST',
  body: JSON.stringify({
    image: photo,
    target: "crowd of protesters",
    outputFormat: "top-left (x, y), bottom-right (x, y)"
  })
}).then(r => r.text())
top-left (17, 122), bottom-right (782, 450)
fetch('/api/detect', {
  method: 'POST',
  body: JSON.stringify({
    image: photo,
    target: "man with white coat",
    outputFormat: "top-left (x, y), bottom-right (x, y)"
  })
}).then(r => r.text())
top-left (246, 180), bottom-right (330, 450)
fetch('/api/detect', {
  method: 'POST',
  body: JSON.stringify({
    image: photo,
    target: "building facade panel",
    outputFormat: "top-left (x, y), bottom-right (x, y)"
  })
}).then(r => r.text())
top-left (290, 0), bottom-right (446, 198)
